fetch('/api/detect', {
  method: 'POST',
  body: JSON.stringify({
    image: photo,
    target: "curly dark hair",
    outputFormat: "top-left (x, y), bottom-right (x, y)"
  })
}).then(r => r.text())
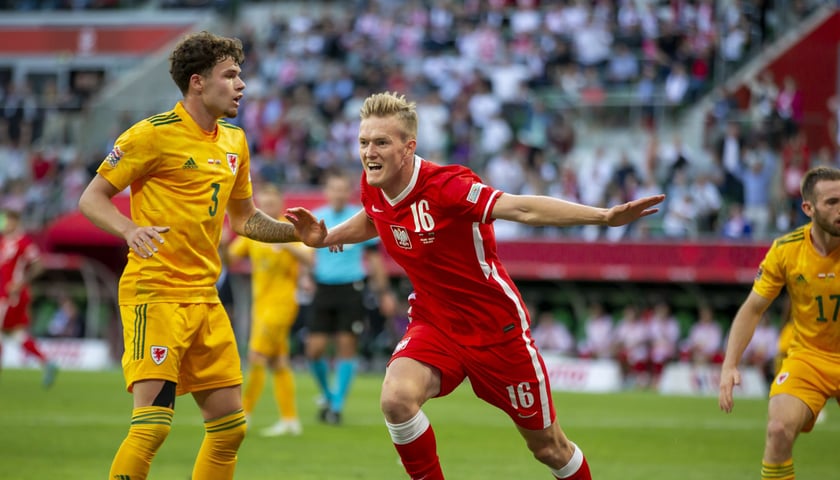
top-left (169, 31), bottom-right (245, 95)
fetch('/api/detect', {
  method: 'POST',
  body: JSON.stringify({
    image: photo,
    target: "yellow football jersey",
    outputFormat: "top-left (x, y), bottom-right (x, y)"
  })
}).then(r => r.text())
top-left (777, 320), bottom-right (794, 356)
top-left (754, 224), bottom-right (840, 359)
top-left (229, 233), bottom-right (303, 323)
top-left (98, 102), bottom-right (252, 305)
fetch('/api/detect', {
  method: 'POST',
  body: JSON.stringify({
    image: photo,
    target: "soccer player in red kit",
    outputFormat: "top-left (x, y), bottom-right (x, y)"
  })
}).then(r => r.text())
top-left (286, 92), bottom-right (664, 480)
top-left (0, 205), bottom-right (57, 387)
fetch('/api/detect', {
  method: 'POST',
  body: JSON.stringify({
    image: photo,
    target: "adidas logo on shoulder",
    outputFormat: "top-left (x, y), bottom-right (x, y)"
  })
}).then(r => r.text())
top-left (183, 157), bottom-right (198, 169)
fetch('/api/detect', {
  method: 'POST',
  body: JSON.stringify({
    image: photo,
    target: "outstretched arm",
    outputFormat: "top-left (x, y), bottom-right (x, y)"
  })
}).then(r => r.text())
top-left (491, 193), bottom-right (665, 227)
top-left (285, 207), bottom-right (378, 248)
top-left (79, 174), bottom-right (169, 259)
top-left (718, 291), bottom-right (772, 413)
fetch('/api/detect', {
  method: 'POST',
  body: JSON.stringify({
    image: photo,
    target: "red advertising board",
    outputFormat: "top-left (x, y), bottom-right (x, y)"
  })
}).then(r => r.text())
top-left (0, 25), bottom-right (192, 55)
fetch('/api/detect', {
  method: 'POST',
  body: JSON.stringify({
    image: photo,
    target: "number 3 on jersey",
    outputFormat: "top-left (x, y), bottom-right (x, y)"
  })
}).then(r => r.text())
top-left (209, 182), bottom-right (220, 217)
top-left (410, 199), bottom-right (434, 232)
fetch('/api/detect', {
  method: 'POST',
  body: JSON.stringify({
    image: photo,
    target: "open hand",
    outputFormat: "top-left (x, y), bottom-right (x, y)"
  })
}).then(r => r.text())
top-left (284, 207), bottom-right (328, 248)
top-left (606, 194), bottom-right (665, 227)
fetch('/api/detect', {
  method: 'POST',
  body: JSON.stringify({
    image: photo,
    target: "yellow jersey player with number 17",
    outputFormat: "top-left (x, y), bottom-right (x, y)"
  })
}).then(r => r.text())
top-left (79, 31), bottom-right (303, 480)
top-left (719, 166), bottom-right (840, 480)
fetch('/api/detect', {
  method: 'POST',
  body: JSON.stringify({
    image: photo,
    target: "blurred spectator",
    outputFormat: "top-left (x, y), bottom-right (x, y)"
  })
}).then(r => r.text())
top-left (743, 315), bottom-right (779, 381)
top-left (467, 78), bottom-right (501, 128)
top-left (47, 294), bottom-right (83, 338)
top-left (1, 81), bottom-right (38, 146)
top-left (484, 145), bottom-right (526, 195)
top-left (715, 121), bottom-right (746, 205)
top-left (531, 310), bottom-right (575, 357)
top-left (680, 304), bottom-right (722, 364)
top-left (775, 75), bottom-right (804, 138)
top-left (721, 203), bottom-right (753, 239)
top-left (664, 62), bottom-right (690, 105)
top-left (747, 71), bottom-right (779, 134)
top-left (606, 42), bottom-right (640, 86)
top-left (720, 20), bottom-right (749, 74)
top-left (692, 172), bottom-right (723, 233)
top-left (578, 301), bottom-right (615, 359)
top-left (736, 140), bottom-right (776, 238)
top-left (415, 90), bottom-right (449, 159)
top-left (614, 304), bottom-right (651, 387)
top-left (646, 301), bottom-right (680, 383)
top-left (477, 109), bottom-right (513, 158)
top-left (573, 12), bottom-right (613, 71)
top-left (662, 190), bottom-right (698, 238)
top-left (779, 131), bottom-right (810, 230)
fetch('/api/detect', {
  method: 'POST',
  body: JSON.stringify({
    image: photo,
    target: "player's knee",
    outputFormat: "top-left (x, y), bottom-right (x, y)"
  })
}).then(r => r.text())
top-left (248, 351), bottom-right (268, 367)
top-left (380, 388), bottom-right (417, 422)
top-left (207, 415), bottom-right (247, 453)
top-left (223, 420), bottom-right (247, 448)
top-left (133, 421), bottom-right (172, 451)
top-left (766, 418), bottom-right (796, 447)
top-left (126, 406), bottom-right (174, 454)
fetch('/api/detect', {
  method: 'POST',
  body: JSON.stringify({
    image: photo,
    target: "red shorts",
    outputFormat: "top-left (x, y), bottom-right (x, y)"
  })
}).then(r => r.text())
top-left (1, 295), bottom-right (30, 331)
top-left (390, 321), bottom-right (556, 430)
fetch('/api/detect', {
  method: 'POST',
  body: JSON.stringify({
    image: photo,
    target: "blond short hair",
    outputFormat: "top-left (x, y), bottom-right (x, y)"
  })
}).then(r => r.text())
top-left (359, 92), bottom-right (418, 141)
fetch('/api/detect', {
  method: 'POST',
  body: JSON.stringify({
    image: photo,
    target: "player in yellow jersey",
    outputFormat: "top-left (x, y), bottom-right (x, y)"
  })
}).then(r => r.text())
top-left (719, 166), bottom-right (840, 480)
top-left (78, 32), bottom-right (303, 480)
top-left (229, 184), bottom-right (313, 436)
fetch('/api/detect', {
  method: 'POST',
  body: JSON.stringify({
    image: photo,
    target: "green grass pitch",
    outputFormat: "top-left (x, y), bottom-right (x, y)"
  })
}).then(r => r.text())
top-left (0, 368), bottom-right (837, 479)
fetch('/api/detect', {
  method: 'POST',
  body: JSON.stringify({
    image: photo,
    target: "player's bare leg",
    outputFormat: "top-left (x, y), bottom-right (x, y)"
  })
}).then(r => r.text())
top-left (192, 385), bottom-right (247, 480)
top-left (518, 421), bottom-right (591, 479)
top-left (381, 357), bottom-right (443, 480)
top-left (761, 393), bottom-right (811, 480)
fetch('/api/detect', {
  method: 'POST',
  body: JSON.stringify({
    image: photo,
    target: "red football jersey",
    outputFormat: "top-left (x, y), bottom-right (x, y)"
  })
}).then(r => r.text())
top-left (0, 231), bottom-right (39, 302)
top-left (361, 156), bottom-right (530, 346)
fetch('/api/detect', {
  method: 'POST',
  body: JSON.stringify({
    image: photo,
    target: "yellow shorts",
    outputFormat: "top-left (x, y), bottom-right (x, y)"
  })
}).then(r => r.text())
top-left (249, 306), bottom-right (298, 357)
top-left (771, 351), bottom-right (840, 432)
top-left (120, 303), bottom-right (242, 396)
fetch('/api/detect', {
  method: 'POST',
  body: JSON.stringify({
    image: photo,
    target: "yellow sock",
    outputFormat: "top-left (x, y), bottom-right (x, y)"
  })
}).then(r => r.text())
top-left (242, 363), bottom-right (266, 415)
top-left (109, 406), bottom-right (173, 480)
top-left (762, 459), bottom-right (794, 480)
top-left (273, 366), bottom-right (298, 420)
top-left (192, 409), bottom-right (247, 480)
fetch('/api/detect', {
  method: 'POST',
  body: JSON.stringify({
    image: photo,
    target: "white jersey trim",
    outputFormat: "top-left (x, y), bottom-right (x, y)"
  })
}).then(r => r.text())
top-left (482, 189), bottom-right (502, 224)
top-left (471, 221), bottom-right (551, 428)
top-left (384, 155), bottom-right (422, 206)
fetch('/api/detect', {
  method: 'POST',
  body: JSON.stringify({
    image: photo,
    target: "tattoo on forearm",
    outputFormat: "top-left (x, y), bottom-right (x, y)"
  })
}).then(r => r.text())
top-left (243, 212), bottom-right (297, 243)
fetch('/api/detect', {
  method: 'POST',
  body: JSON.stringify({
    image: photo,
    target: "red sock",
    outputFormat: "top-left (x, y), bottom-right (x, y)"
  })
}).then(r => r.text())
top-left (387, 411), bottom-right (443, 480)
top-left (22, 336), bottom-right (46, 362)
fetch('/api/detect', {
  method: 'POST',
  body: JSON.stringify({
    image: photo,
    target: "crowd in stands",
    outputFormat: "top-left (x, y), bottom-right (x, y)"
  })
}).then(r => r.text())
top-left (0, 0), bottom-right (836, 243)
top-left (530, 297), bottom-right (783, 389)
